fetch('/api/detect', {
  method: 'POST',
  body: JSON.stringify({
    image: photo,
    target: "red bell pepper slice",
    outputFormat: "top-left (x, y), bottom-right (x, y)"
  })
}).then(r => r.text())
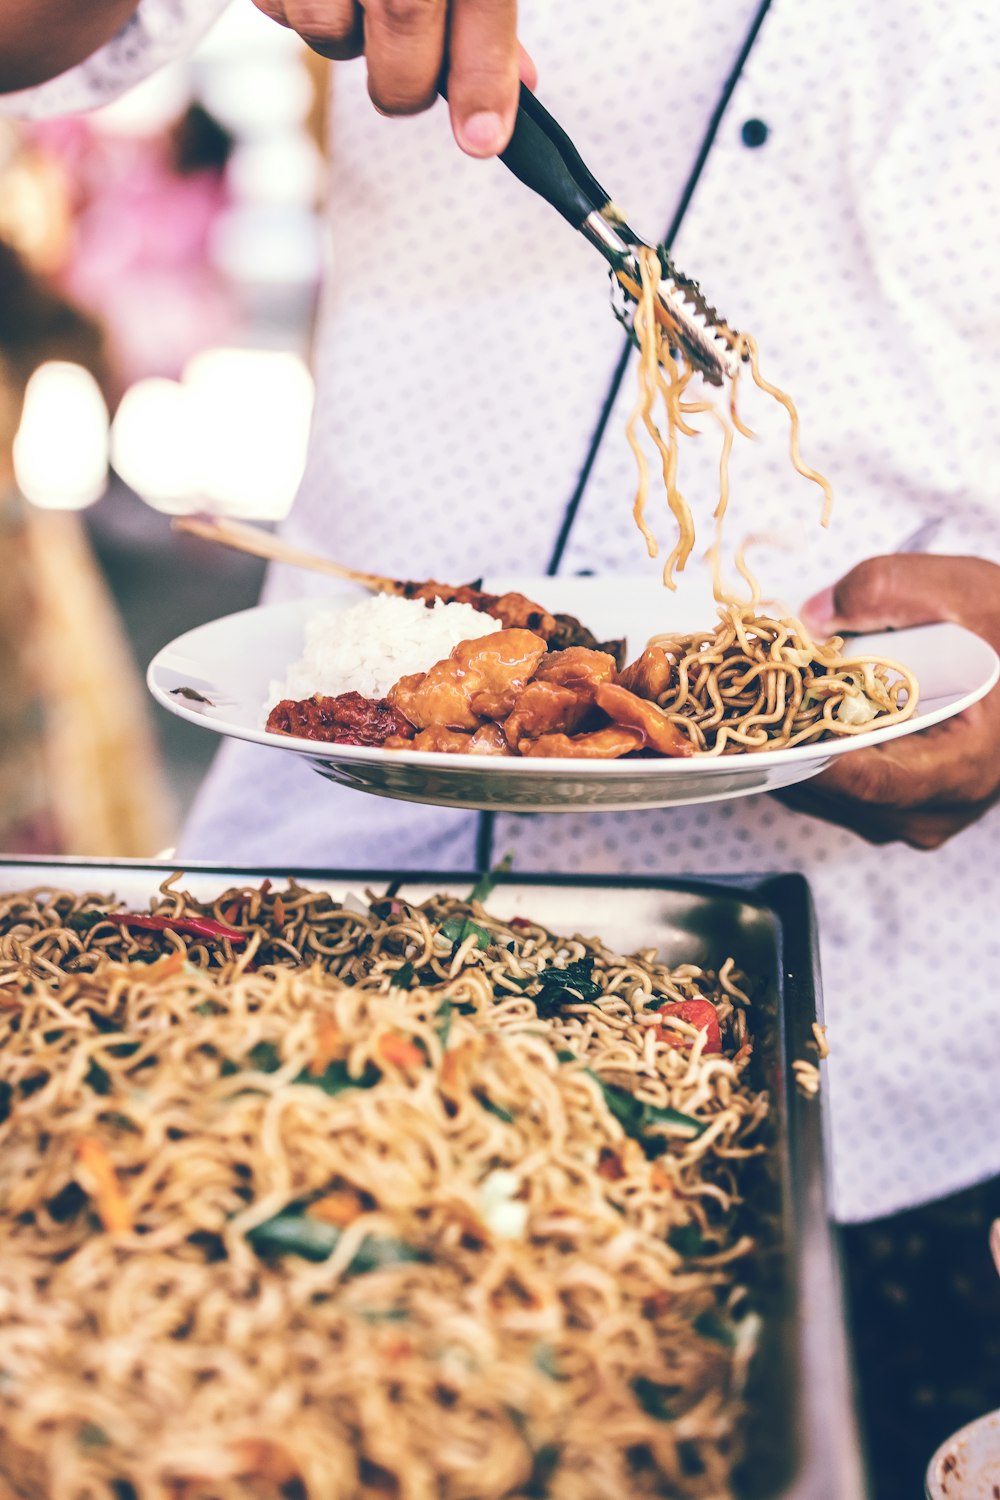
top-left (654, 999), bottom-right (722, 1055)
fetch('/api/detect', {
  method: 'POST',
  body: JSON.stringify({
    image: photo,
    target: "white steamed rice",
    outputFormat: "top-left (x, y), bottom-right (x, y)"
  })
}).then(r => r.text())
top-left (269, 594), bottom-right (501, 706)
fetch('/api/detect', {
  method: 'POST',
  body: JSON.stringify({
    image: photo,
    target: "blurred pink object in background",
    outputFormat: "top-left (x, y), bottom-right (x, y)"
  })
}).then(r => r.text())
top-left (31, 106), bottom-right (236, 395)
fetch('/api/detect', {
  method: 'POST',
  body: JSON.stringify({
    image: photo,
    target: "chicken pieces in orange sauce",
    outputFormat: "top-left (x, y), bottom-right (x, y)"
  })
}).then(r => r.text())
top-left (594, 683), bottom-right (693, 757)
top-left (268, 586), bottom-right (696, 760)
top-left (388, 630), bottom-right (548, 732)
top-left (617, 644), bottom-right (673, 700)
top-left (400, 581), bottom-right (625, 665)
top-left (518, 726), bottom-right (647, 759)
top-left (503, 681), bottom-right (596, 748)
top-left (532, 647), bottom-right (618, 691)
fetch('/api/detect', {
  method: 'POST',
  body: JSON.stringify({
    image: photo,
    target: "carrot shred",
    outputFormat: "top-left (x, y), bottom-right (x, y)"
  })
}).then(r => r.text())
top-left (306, 1190), bottom-right (363, 1227)
top-left (142, 949), bottom-right (186, 982)
top-left (228, 1440), bottom-right (299, 1483)
top-left (440, 1039), bottom-right (477, 1093)
top-left (378, 1033), bottom-right (425, 1069)
top-left (309, 1015), bottom-right (341, 1076)
top-left (272, 896), bottom-right (286, 928)
top-left (649, 1163), bottom-right (673, 1194)
top-left (221, 902), bottom-right (241, 925)
top-left (75, 1138), bottom-right (131, 1233)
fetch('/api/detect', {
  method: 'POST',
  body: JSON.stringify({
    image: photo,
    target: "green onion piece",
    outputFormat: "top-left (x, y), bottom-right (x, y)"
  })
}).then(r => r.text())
top-left (468, 853), bottom-right (513, 906)
top-left (390, 960), bottom-right (415, 990)
top-left (476, 1091), bottom-right (515, 1124)
top-left (439, 916), bottom-right (492, 950)
top-left (436, 1000), bottom-right (453, 1048)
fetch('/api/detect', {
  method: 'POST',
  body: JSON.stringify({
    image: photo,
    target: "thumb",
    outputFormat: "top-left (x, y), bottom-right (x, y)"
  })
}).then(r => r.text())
top-left (800, 554), bottom-right (987, 635)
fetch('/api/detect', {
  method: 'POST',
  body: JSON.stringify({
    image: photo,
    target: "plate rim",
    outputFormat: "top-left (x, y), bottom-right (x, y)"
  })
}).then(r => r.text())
top-left (147, 597), bottom-right (1000, 777)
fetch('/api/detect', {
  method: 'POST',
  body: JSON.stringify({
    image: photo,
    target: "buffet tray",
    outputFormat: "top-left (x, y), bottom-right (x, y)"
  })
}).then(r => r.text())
top-left (0, 859), bottom-right (866, 1500)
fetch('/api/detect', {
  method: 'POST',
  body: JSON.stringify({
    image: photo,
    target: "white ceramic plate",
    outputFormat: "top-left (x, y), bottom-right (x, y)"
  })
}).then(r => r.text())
top-left (925, 1407), bottom-right (1000, 1498)
top-left (148, 575), bottom-right (999, 814)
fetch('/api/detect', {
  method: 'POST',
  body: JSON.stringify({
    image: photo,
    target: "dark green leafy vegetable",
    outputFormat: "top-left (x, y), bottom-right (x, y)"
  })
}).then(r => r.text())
top-left (667, 1223), bottom-right (705, 1258)
top-left (585, 1071), bottom-right (705, 1155)
top-left (693, 1308), bottom-right (735, 1348)
top-left (467, 853), bottom-right (513, 906)
top-left (532, 958), bottom-right (603, 1020)
top-left (244, 1041), bottom-right (282, 1074)
top-left (296, 1060), bottom-right (381, 1096)
top-left (248, 1211), bottom-right (422, 1274)
top-left (555, 1049), bottom-right (577, 1064)
top-left (66, 910), bottom-right (107, 934)
top-left (390, 960), bottom-right (415, 990)
top-left (248, 1213), bottom-right (340, 1261)
top-left (435, 1000), bottom-right (453, 1047)
top-left (632, 1376), bottom-right (676, 1422)
top-left (439, 916), bottom-right (492, 951)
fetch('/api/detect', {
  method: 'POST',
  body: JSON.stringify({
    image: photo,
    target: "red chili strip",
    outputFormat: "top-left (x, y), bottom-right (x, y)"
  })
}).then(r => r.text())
top-left (105, 912), bottom-right (249, 946)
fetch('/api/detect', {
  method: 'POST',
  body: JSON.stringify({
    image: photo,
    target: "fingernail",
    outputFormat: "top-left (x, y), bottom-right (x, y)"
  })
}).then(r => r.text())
top-left (800, 585), bottom-right (835, 632)
top-left (458, 110), bottom-right (505, 155)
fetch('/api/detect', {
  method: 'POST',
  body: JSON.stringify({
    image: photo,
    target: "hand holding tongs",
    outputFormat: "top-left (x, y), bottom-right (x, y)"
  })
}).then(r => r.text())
top-left (492, 85), bottom-right (739, 386)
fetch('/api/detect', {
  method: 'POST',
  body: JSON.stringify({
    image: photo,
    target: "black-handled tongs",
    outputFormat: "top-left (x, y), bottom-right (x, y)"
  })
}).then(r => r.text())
top-left (497, 85), bottom-right (739, 386)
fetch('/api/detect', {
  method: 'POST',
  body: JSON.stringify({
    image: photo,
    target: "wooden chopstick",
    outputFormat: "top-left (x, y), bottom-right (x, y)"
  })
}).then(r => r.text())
top-left (171, 515), bottom-right (398, 594)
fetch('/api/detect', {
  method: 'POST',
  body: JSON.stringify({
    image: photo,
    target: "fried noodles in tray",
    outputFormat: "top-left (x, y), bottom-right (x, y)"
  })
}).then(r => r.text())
top-left (0, 875), bottom-right (770, 1500)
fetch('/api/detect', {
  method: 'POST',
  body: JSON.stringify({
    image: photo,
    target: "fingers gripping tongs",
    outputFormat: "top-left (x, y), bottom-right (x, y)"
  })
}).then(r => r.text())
top-left (497, 85), bottom-right (739, 386)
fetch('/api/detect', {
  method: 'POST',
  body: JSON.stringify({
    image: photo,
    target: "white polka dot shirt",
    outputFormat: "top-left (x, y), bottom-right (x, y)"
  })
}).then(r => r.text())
top-left (10, 0), bottom-right (1000, 1223)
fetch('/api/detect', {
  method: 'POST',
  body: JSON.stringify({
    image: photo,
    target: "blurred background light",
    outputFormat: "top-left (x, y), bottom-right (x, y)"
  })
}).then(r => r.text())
top-left (184, 346), bottom-right (313, 518)
top-left (109, 349), bottom-right (313, 519)
top-left (92, 67), bottom-right (194, 137)
top-left (195, 1), bottom-right (304, 59)
top-left (14, 362), bottom-right (109, 510)
top-left (227, 133), bottom-right (324, 206)
top-left (199, 62), bottom-right (313, 136)
top-left (210, 204), bottom-right (323, 285)
top-left (110, 377), bottom-right (200, 513)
